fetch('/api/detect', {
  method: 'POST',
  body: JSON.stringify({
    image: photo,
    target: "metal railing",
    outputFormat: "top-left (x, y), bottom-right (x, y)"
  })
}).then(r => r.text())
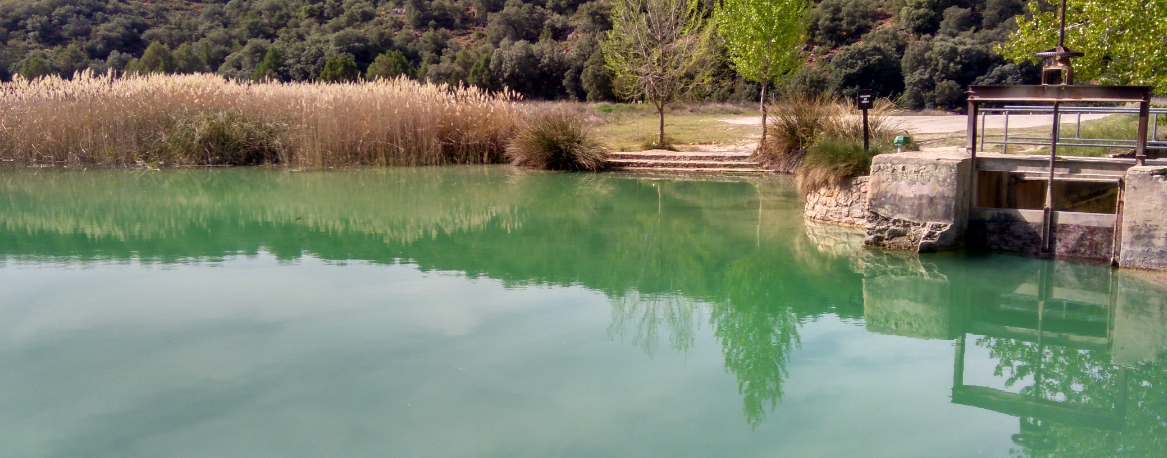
top-left (976, 105), bottom-right (1167, 153)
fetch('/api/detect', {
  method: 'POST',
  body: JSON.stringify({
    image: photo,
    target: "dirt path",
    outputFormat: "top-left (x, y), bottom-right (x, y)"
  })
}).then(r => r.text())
top-left (720, 114), bottom-right (1110, 134)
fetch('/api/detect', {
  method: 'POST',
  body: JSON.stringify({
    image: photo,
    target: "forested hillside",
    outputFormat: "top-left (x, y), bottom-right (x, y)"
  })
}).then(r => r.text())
top-left (0, 0), bottom-right (1043, 109)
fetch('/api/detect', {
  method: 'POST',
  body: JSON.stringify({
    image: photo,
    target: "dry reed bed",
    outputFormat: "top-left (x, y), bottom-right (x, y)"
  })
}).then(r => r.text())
top-left (0, 72), bottom-right (519, 168)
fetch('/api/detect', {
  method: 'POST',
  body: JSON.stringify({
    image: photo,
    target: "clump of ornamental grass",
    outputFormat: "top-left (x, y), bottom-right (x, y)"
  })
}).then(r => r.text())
top-left (796, 137), bottom-right (889, 195)
top-left (506, 106), bottom-right (608, 171)
top-left (0, 71), bottom-right (518, 168)
top-left (757, 94), bottom-right (837, 172)
top-left (757, 95), bottom-right (899, 173)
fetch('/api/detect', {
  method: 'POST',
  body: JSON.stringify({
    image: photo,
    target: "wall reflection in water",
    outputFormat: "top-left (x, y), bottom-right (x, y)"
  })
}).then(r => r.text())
top-left (851, 232), bottom-right (1167, 457)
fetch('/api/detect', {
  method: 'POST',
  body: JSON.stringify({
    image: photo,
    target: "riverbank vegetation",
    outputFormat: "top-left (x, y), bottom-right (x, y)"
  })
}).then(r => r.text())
top-left (0, 71), bottom-right (518, 167)
top-left (796, 138), bottom-right (889, 194)
top-left (507, 105), bottom-right (607, 171)
top-left (757, 96), bottom-right (899, 176)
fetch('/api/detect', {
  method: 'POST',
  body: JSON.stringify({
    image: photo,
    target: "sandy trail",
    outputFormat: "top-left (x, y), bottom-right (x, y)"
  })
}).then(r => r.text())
top-left (720, 114), bottom-right (1110, 134)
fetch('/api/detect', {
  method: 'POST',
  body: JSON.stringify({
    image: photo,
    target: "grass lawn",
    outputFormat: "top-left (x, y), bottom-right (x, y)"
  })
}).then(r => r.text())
top-left (914, 113), bottom-right (1166, 156)
top-left (588, 103), bottom-right (762, 152)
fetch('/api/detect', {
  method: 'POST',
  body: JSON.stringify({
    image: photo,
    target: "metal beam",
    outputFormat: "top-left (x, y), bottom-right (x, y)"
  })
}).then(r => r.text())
top-left (968, 85), bottom-right (1152, 103)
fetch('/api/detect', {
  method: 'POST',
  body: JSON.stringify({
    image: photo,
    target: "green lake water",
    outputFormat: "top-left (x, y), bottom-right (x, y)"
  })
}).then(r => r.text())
top-left (1, 167), bottom-right (1165, 458)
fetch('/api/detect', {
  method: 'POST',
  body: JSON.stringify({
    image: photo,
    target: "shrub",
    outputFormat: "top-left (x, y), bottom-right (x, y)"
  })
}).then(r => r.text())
top-left (900, 35), bottom-right (998, 110)
top-left (20, 55), bottom-right (53, 80)
top-left (830, 42), bottom-right (904, 99)
top-left (756, 95), bottom-right (838, 172)
top-left (806, 0), bottom-right (877, 48)
top-left (757, 95), bottom-right (899, 173)
top-left (899, 0), bottom-right (943, 36)
top-left (797, 138), bottom-right (888, 195)
top-left (778, 65), bottom-right (835, 99)
top-left (507, 106), bottom-right (607, 171)
top-left (366, 50), bottom-right (414, 80)
top-left (318, 55), bottom-right (359, 82)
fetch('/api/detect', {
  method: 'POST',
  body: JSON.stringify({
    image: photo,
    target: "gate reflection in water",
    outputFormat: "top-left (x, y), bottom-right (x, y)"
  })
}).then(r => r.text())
top-left (860, 247), bottom-right (1167, 457)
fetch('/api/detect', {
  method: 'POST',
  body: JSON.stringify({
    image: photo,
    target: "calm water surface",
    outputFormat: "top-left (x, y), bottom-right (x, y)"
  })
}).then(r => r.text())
top-left (1, 167), bottom-right (1164, 458)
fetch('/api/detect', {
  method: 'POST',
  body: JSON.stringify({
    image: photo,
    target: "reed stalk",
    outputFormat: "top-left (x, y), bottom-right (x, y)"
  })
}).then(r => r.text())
top-left (0, 71), bottom-right (519, 168)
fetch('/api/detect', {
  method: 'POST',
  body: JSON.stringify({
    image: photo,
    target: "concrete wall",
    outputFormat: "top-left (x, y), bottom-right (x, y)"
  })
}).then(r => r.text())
top-left (864, 152), bottom-right (972, 252)
top-left (967, 208), bottom-right (1117, 261)
top-left (803, 176), bottom-right (868, 227)
top-left (1113, 272), bottom-right (1167, 366)
top-left (1119, 166), bottom-right (1167, 270)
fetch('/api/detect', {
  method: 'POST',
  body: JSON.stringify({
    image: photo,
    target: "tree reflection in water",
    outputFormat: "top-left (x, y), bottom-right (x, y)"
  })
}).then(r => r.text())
top-left (3, 167), bottom-right (1164, 451)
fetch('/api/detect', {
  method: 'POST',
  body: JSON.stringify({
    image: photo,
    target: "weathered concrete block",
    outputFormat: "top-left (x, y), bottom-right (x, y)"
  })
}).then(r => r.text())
top-left (1119, 166), bottom-right (1167, 270)
top-left (865, 152), bottom-right (971, 252)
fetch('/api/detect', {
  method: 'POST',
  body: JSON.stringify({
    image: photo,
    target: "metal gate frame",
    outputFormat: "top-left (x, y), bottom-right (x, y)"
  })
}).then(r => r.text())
top-left (966, 85), bottom-right (1154, 257)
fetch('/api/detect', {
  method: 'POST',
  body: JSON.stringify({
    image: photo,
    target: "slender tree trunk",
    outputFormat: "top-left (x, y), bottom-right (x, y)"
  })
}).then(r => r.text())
top-left (759, 82), bottom-right (768, 152)
top-left (658, 104), bottom-right (665, 148)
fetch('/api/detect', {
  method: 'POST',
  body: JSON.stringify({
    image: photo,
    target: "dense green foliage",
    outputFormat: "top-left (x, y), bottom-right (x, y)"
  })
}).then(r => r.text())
top-left (1002, 0), bottom-right (1167, 92)
top-left (792, 0), bottom-right (1041, 109)
top-left (0, 0), bottom-right (1102, 109)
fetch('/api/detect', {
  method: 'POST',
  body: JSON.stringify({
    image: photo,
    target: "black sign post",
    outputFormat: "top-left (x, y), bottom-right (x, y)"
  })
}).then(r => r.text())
top-left (857, 90), bottom-right (874, 151)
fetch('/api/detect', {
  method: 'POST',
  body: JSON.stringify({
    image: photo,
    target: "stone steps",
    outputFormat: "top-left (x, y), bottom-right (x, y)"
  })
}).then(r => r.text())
top-left (605, 150), bottom-right (768, 173)
top-left (607, 159), bottom-right (760, 169)
top-left (607, 166), bottom-right (771, 174)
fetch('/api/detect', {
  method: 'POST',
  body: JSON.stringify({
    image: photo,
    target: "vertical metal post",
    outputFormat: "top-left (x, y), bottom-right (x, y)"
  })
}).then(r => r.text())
top-left (980, 111), bottom-right (987, 152)
top-left (1153, 109), bottom-right (1159, 142)
top-left (1136, 101), bottom-right (1150, 166)
top-left (862, 108), bottom-right (870, 151)
top-left (1041, 102), bottom-right (1061, 255)
top-left (968, 100), bottom-right (979, 208)
top-left (1003, 111), bottom-right (1010, 154)
top-left (1076, 112), bottom-right (1082, 138)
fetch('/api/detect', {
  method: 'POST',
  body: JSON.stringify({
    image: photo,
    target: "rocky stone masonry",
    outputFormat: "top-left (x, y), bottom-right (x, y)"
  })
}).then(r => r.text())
top-left (803, 176), bottom-right (869, 227)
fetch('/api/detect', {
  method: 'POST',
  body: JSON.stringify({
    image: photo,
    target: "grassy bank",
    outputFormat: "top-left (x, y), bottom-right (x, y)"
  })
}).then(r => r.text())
top-left (590, 103), bottom-right (760, 152)
top-left (0, 72), bottom-right (518, 168)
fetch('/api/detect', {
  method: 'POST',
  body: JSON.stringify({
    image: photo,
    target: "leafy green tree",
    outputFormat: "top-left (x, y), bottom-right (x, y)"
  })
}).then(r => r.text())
top-left (716, 0), bottom-right (810, 146)
top-left (899, 0), bottom-right (944, 36)
top-left (466, 50), bottom-right (498, 90)
top-left (580, 48), bottom-right (616, 101)
top-left (52, 43), bottom-right (89, 78)
top-left (130, 41), bottom-right (177, 74)
top-left (604, 0), bottom-right (718, 147)
top-left (778, 64), bottom-right (834, 98)
top-left (253, 47), bottom-right (285, 81)
top-left (19, 55), bottom-right (53, 80)
top-left (901, 35), bottom-right (998, 109)
top-left (805, 0), bottom-right (875, 48)
top-left (366, 50), bottom-right (414, 80)
top-left (1001, 0), bottom-right (1167, 92)
top-left (317, 55), bottom-right (359, 82)
top-left (173, 43), bottom-right (207, 74)
top-left (830, 42), bottom-right (903, 99)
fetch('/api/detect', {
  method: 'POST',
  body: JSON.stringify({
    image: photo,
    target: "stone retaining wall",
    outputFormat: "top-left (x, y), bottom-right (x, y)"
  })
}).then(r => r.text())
top-left (803, 176), bottom-right (869, 227)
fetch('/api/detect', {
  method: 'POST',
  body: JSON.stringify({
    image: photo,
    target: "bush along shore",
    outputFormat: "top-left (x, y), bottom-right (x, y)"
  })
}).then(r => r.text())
top-left (754, 95), bottom-right (903, 194)
top-left (0, 71), bottom-right (519, 168)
